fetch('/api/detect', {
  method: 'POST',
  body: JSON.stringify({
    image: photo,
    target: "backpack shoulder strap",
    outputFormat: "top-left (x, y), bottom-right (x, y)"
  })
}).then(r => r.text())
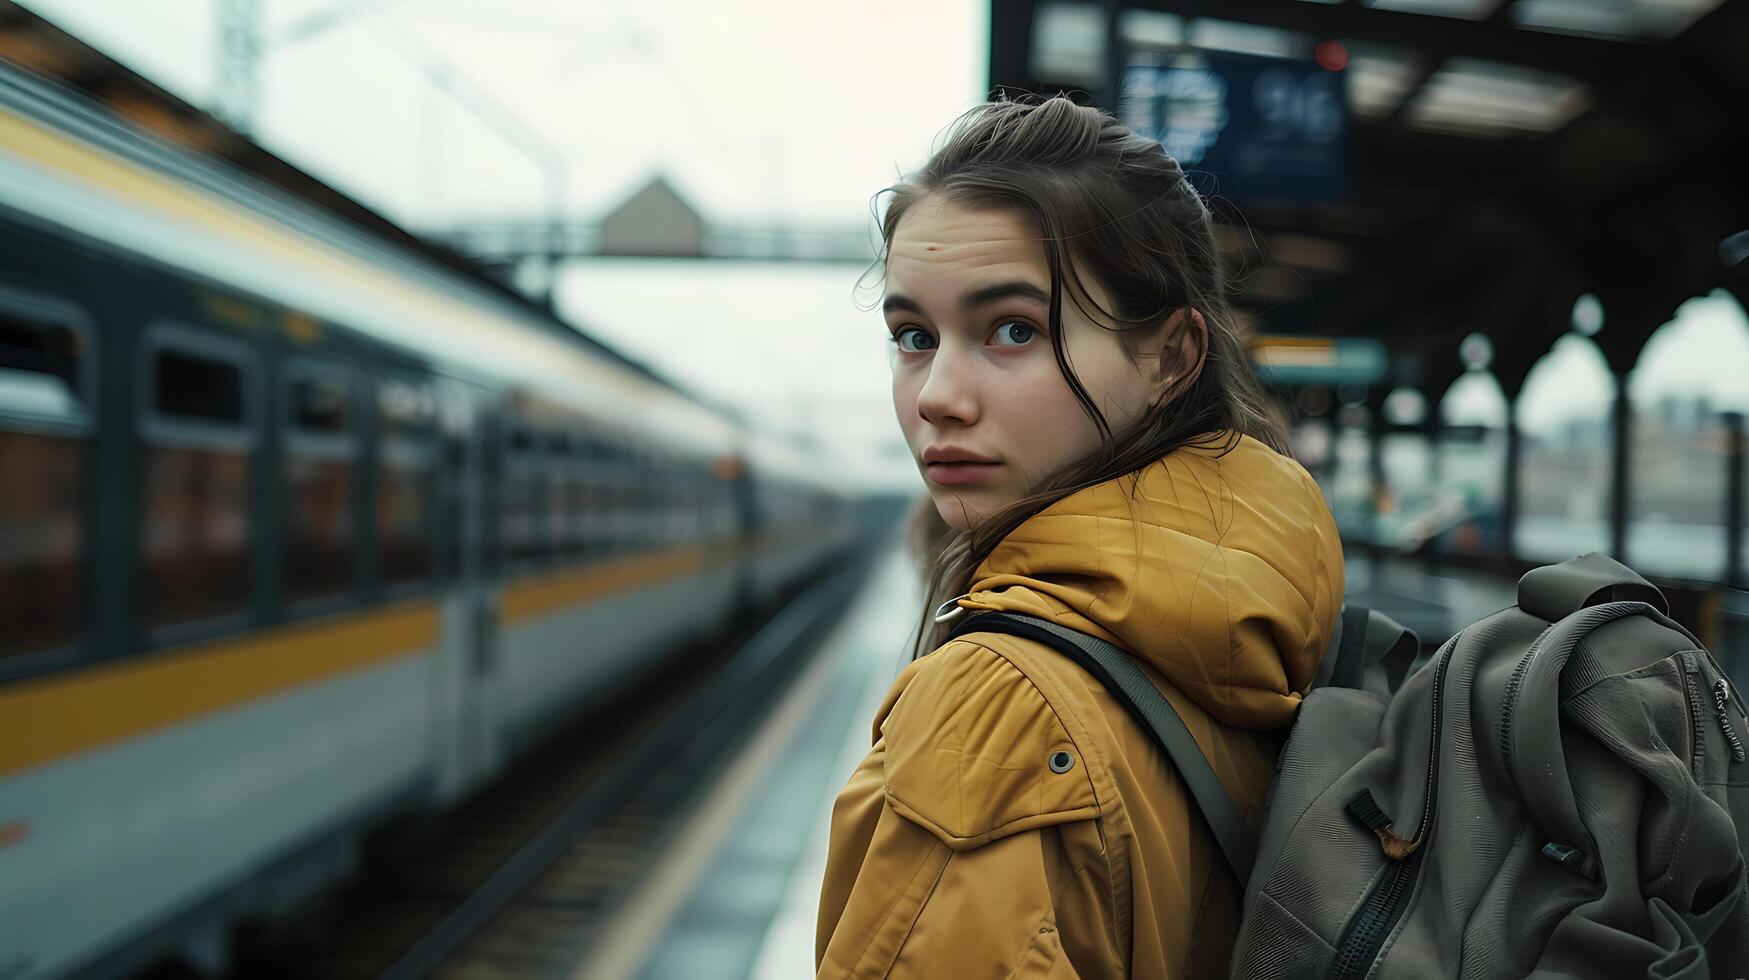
top-left (947, 611), bottom-right (1256, 887)
top-left (1313, 604), bottom-right (1420, 694)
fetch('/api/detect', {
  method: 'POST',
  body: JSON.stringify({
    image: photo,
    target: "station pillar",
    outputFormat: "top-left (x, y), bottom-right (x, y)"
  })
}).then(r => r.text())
top-left (1610, 375), bottom-right (1631, 562)
top-left (1726, 412), bottom-right (1745, 590)
top-left (1489, 351), bottom-right (1531, 573)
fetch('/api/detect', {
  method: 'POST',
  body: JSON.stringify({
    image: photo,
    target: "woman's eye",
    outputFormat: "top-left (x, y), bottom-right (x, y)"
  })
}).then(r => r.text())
top-left (893, 327), bottom-right (937, 352)
top-left (992, 321), bottom-right (1037, 346)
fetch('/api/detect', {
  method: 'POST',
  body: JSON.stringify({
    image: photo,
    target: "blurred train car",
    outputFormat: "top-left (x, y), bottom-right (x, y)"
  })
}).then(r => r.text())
top-left (0, 55), bottom-right (855, 980)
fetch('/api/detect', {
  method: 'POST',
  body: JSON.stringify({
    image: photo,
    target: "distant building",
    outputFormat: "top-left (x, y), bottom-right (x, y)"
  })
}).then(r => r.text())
top-left (597, 174), bottom-right (704, 258)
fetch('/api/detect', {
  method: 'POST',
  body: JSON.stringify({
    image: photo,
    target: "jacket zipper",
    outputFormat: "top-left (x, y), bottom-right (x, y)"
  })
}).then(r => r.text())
top-left (1324, 632), bottom-right (1459, 980)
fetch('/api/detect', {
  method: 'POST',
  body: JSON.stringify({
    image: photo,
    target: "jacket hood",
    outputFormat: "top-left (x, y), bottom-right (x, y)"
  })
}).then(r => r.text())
top-left (956, 432), bottom-right (1344, 731)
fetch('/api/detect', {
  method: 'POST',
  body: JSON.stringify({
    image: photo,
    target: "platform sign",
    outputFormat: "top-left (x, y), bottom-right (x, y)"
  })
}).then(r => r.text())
top-left (1247, 336), bottom-right (1385, 386)
top-left (1119, 54), bottom-right (1347, 203)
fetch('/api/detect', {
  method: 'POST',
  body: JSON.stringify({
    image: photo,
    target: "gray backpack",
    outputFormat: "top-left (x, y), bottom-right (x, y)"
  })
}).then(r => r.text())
top-left (948, 553), bottom-right (1749, 979)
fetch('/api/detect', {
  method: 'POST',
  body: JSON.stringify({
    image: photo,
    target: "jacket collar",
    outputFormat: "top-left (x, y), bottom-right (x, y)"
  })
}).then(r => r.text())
top-left (955, 432), bottom-right (1345, 730)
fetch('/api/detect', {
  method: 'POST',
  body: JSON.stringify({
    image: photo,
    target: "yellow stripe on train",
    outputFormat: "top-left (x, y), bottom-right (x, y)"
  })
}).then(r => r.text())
top-left (0, 602), bottom-right (440, 780)
top-left (0, 534), bottom-right (789, 779)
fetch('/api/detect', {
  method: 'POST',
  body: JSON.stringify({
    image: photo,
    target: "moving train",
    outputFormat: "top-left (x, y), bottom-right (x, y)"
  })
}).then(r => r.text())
top-left (0, 54), bottom-right (856, 980)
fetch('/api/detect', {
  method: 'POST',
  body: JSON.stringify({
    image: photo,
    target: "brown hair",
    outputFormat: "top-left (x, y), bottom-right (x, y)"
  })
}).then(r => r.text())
top-left (878, 95), bottom-right (1288, 659)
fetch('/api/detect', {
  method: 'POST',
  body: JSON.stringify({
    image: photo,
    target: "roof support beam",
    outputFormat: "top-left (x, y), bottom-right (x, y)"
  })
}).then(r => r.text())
top-left (988, 0), bottom-right (1039, 98)
top-left (1114, 0), bottom-right (1655, 92)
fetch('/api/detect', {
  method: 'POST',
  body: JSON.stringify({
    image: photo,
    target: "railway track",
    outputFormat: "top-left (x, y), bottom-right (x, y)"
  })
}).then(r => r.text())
top-left (227, 550), bottom-right (878, 980)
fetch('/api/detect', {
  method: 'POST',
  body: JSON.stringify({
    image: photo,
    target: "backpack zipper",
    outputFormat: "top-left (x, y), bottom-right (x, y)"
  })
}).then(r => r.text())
top-left (1325, 631), bottom-right (1460, 980)
top-left (1497, 625), bottom-right (1554, 783)
top-left (1714, 678), bottom-right (1746, 762)
top-left (1683, 669), bottom-right (1710, 780)
top-left (1326, 850), bottom-right (1424, 980)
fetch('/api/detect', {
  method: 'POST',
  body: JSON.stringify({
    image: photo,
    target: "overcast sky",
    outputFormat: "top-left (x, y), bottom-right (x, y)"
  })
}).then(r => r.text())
top-left (19, 0), bottom-right (1749, 468)
top-left (22, 0), bottom-right (988, 488)
top-left (24, 0), bottom-right (986, 227)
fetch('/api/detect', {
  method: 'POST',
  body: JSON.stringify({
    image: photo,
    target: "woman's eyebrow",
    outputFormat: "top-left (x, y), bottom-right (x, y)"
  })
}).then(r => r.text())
top-left (962, 281), bottom-right (1050, 308)
top-left (883, 294), bottom-right (924, 316)
top-left (882, 282), bottom-right (1049, 317)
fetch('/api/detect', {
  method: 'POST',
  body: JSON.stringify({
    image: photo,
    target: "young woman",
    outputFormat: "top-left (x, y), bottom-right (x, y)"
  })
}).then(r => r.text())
top-left (815, 98), bottom-right (1345, 978)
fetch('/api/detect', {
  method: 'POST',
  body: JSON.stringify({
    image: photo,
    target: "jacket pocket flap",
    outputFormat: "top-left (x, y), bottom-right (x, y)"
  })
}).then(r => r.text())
top-left (882, 640), bottom-right (1101, 851)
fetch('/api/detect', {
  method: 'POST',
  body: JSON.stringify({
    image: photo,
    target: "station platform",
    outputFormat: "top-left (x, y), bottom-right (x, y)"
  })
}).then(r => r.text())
top-left (562, 542), bottom-right (920, 980)
top-left (567, 543), bottom-right (1521, 980)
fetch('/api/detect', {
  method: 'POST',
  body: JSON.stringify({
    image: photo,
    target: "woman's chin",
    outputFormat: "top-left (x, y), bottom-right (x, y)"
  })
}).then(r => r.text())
top-left (930, 492), bottom-right (1001, 533)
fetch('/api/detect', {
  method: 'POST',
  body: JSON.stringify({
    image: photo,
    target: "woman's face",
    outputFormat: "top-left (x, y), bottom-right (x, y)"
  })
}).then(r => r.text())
top-left (885, 196), bottom-right (1175, 531)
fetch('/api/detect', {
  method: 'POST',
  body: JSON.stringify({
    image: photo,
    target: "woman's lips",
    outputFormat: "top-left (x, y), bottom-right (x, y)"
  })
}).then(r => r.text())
top-left (925, 461), bottom-right (1002, 486)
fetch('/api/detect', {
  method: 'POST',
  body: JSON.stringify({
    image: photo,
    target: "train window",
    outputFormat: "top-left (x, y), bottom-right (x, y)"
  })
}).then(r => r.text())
top-left (0, 301), bottom-right (87, 417)
top-left (378, 377), bottom-right (435, 588)
top-left (605, 438), bottom-right (625, 553)
top-left (284, 362), bottom-right (356, 604)
top-left (685, 463), bottom-right (704, 539)
top-left (652, 457), bottom-right (670, 544)
top-left (508, 429), bottom-right (534, 564)
top-left (290, 373), bottom-right (349, 432)
top-left (555, 432), bottom-right (582, 559)
top-left (576, 432), bottom-right (600, 557)
top-left (156, 348), bottom-right (245, 424)
top-left (0, 290), bottom-right (91, 660)
top-left (567, 463), bottom-right (587, 558)
top-left (666, 462), bottom-right (683, 542)
top-left (504, 425), bottom-right (542, 567)
top-left (379, 377), bottom-right (433, 442)
top-left (542, 432), bottom-right (569, 562)
top-left (379, 463), bottom-right (431, 586)
top-left (140, 326), bottom-right (255, 632)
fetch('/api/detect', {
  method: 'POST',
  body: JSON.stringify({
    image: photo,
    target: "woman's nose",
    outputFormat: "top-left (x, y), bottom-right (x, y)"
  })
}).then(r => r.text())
top-left (915, 349), bottom-right (979, 427)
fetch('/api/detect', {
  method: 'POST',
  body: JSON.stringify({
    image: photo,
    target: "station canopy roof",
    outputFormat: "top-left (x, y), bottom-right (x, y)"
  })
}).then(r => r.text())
top-left (992, 0), bottom-right (1749, 397)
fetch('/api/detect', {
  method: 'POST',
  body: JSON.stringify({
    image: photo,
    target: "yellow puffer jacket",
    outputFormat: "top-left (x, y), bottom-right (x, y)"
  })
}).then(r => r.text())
top-left (816, 433), bottom-right (1344, 979)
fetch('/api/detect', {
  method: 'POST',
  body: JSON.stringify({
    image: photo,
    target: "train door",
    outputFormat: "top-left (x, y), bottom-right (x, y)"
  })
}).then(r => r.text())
top-left (432, 379), bottom-right (502, 800)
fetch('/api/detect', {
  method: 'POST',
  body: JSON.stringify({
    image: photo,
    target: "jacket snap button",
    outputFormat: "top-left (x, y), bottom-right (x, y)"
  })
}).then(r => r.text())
top-left (1048, 751), bottom-right (1075, 774)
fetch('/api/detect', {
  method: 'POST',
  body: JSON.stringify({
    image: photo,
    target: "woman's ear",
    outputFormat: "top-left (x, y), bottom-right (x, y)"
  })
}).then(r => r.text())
top-left (1151, 307), bottom-right (1209, 408)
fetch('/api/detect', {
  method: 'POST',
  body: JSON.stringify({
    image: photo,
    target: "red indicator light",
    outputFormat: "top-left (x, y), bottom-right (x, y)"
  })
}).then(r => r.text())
top-left (1315, 41), bottom-right (1348, 72)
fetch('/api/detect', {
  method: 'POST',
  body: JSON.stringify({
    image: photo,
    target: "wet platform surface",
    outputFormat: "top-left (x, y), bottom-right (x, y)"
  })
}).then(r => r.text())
top-left (566, 544), bottom-right (918, 980)
top-left (570, 547), bottom-right (1515, 980)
